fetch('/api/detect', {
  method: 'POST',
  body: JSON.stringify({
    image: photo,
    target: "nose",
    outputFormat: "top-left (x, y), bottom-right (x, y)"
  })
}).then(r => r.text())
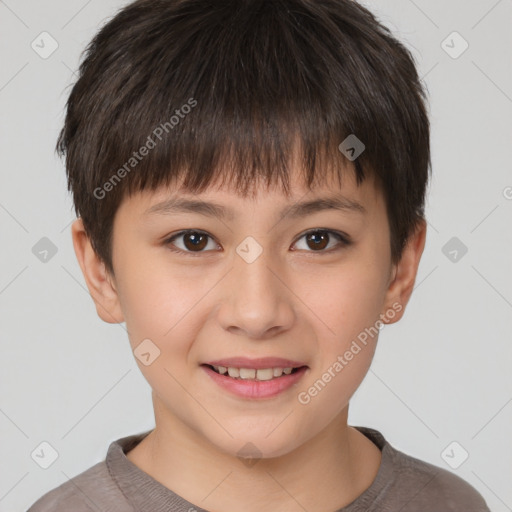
top-left (216, 240), bottom-right (296, 340)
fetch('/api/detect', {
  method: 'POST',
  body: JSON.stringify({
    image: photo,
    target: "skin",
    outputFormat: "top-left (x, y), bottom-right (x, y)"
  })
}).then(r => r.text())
top-left (72, 159), bottom-right (426, 512)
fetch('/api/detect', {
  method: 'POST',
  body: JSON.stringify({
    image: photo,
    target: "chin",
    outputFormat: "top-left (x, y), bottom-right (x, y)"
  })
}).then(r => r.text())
top-left (202, 422), bottom-right (306, 461)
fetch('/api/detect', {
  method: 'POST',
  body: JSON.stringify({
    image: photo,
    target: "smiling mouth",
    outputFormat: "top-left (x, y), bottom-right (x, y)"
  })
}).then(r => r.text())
top-left (203, 364), bottom-right (307, 381)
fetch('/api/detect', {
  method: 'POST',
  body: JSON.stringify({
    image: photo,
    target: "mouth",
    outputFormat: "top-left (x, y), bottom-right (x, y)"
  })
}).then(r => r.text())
top-left (202, 364), bottom-right (307, 381)
top-left (201, 362), bottom-right (309, 399)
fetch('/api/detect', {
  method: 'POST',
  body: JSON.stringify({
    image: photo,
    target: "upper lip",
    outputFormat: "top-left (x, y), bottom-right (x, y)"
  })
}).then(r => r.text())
top-left (203, 357), bottom-right (307, 369)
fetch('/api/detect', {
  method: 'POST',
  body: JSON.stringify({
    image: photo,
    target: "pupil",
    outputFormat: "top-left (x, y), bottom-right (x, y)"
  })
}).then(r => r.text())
top-left (308, 231), bottom-right (328, 250)
top-left (185, 232), bottom-right (207, 251)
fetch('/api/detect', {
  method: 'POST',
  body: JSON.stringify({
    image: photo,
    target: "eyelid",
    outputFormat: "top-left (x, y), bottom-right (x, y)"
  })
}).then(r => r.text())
top-left (164, 229), bottom-right (219, 257)
top-left (163, 228), bottom-right (351, 256)
top-left (292, 228), bottom-right (351, 250)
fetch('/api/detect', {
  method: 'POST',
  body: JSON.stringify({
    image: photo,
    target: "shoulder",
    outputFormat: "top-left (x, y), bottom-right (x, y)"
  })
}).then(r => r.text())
top-left (386, 443), bottom-right (490, 511)
top-left (26, 460), bottom-right (132, 512)
top-left (354, 426), bottom-right (491, 512)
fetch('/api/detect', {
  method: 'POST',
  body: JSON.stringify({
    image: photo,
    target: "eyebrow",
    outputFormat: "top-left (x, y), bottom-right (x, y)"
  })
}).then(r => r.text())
top-left (143, 195), bottom-right (366, 221)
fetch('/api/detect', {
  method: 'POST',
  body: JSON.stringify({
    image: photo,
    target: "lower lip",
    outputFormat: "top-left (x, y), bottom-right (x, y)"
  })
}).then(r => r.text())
top-left (201, 365), bottom-right (308, 399)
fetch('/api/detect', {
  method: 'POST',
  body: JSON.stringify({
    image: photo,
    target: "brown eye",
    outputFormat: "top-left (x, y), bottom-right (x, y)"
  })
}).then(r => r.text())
top-left (305, 231), bottom-right (329, 250)
top-left (293, 229), bottom-right (349, 253)
top-left (165, 230), bottom-right (218, 255)
top-left (182, 232), bottom-right (209, 251)
top-left (164, 228), bottom-right (350, 257)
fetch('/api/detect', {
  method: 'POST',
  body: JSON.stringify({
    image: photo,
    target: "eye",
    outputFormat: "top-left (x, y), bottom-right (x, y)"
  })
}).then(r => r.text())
top-left (292, 229), bottom-right (350, 253)
top-left (163, 228), bottom-right (351, 256)
top-left (164, 230), bottom-right (219, 256)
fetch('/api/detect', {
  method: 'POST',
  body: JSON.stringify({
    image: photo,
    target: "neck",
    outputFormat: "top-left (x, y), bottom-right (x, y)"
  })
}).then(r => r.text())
top-left (126, 395), bottom-right (381, 512)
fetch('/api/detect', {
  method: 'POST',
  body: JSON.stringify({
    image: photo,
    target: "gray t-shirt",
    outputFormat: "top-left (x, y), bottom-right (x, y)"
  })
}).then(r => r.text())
top-left (27, 426), bottom-right (491, 512)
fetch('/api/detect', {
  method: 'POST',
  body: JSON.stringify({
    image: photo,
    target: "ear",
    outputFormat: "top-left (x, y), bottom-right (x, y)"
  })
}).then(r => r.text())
top-left (71, 217), bottom-right (124, 324)
top-left (381, 219), bottom-right (427, 324)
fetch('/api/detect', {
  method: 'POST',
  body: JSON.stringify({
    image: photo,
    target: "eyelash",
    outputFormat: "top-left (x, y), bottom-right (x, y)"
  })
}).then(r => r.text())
top-left (163, 229), bottom-right (351, 257)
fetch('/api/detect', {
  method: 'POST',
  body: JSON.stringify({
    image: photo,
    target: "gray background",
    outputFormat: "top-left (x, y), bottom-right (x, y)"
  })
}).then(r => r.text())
top-left (1, 0), bottom-right (511, 510)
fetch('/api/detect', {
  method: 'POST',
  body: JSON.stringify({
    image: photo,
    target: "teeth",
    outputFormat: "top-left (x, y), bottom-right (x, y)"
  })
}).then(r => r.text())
top-left (212, 365), bottom-right (298, 380)
top-left (227, 367), bottom-right (240, 378)
top-left (239, 368), bottom-right (256, 379)
top-left (255, 368), bottom-right (274, 381)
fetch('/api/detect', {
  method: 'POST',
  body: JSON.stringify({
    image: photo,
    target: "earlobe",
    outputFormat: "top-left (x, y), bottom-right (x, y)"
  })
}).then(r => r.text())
top-left (381, 219), bottom-right (427, 325)
top-left (71, 218), bottom-right (124, 324)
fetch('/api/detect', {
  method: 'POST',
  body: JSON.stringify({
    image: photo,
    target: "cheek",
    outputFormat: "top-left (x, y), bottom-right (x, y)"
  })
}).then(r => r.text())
top-left (114, 255), bottom-right (199, 352)
top-left (293, 264), bottom-right (386, 426)
top-left (300, 259), bottom-right (388, 344)
top-left (117, 266), bottom-right (203, 395)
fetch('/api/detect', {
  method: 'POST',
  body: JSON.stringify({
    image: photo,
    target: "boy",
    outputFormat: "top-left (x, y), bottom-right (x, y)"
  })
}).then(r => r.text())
top-left (28, 0), bottom-right (491, 510)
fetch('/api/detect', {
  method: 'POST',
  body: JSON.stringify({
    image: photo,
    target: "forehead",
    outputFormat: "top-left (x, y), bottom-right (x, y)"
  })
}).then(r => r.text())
top-left (115, 154), bottom-right (386, 230)
top-left (117, 158), bottom-right (384, 227)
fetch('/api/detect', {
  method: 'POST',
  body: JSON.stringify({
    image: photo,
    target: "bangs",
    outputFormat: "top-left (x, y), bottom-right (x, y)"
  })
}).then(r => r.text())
top-left (121, 105), bottom-right (365, 201)
top-left (62, 0), bottom-right (393, 205)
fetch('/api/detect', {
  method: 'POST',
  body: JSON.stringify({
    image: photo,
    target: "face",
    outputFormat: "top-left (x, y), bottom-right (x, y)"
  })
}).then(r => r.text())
top-left (73, 162), bottom-right (425, 460)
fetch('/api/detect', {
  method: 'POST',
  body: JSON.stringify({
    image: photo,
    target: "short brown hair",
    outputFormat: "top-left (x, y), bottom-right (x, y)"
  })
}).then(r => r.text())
top-left (57, 0), bottom-right (431, 276)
